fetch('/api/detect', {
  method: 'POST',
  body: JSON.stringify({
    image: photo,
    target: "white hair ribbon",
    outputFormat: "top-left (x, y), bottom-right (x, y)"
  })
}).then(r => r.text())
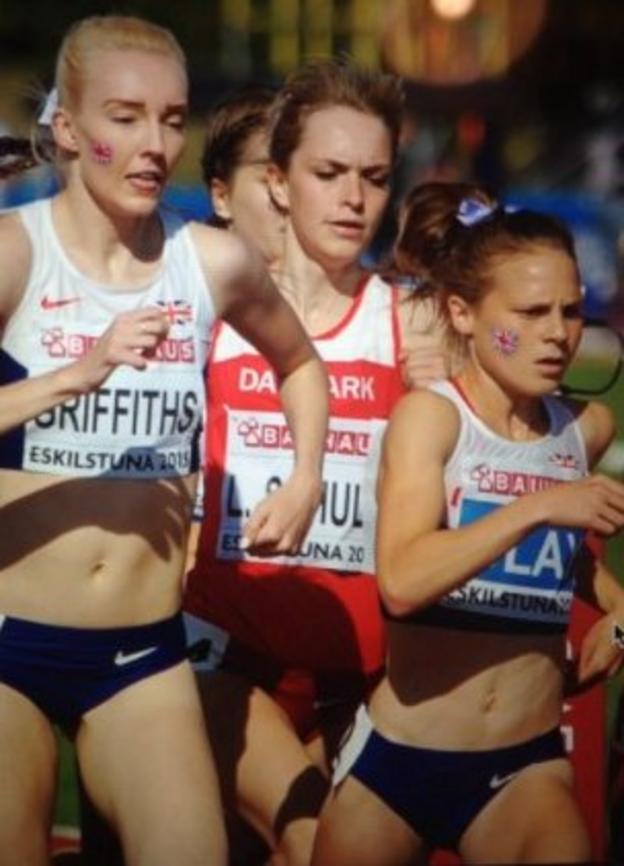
top-left (37, 88), bottom-right (59, 126)
top-left (456, 197), bottom-right (497, 227)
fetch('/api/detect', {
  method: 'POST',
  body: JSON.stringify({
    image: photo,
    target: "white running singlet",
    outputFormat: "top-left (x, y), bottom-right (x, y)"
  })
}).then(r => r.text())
top-left (0, 199), bottom-right (214, 479)
top-left (407, 379), bottom-right (588, 634)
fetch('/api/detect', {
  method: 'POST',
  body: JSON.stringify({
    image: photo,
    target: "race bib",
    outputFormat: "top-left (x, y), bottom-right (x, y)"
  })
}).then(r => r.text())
top-left (442, 497), bottom-right (584, 626)
top-left (217, 409), bottom-right (376, 572)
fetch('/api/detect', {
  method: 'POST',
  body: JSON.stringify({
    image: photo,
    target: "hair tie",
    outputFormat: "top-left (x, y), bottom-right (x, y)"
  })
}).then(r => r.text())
top-left (38, 88), bottom-right (59, 126)
top-left (456, 197), bottom-right (497, 227)
top-left (394, 274), bottom-right (428, 293)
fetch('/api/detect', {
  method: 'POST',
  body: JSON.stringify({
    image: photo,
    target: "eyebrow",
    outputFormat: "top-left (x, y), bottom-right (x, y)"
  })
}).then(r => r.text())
top-left (515, 300), bottom-right (582, 312)
top-left (102, 99), bottom-right (188, 113)
top-left (313, 158), bottom-right (391, 172)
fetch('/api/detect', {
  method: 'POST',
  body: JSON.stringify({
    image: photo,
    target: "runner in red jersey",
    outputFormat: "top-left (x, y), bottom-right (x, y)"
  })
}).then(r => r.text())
top-left (184, 64), bottom-right (453, 866)
top-left (188, 268), bottom-right (404, 679)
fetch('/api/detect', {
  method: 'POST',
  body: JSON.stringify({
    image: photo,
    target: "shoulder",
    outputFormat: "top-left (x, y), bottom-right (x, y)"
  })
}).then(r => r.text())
top-left (383, 388), bottom-right (461, 463)
top-left (0, 209), bottom-right (33, 324)
top-left (186, 222), bottom-right (263, 311)
top-left (187, 222), bottom-right (257, 281)
top-left (564, 397), bottom-right (617, 468)
top-left (389, 387), bottom-right (461, 428)
top-left (394, 290), bottom-right (466, 377)
top-left (395, 288), bottom-right (443, 334)
top-left (0, 208), bottom-right (31, 260)
top-left (393, 280), bottom-right (448, 336)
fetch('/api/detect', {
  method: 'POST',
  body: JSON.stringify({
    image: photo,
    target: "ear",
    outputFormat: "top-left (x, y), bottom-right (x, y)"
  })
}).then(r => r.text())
top-left (447, 294), bottom-right (475, 337)
top-left (266, 163), bottom-right (289, 213)
top-left (209, 178), bottom-right (233, 223)
top-left (51, 108), bottom-right (79, 155)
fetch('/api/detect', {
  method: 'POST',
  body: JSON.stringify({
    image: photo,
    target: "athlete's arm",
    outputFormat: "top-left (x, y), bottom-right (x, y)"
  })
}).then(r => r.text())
top-left (376, 390), bottom-right (624, 617)
top-left (0, 212), bottom-right (169, 435)
top-left (574, 398), bottom-right (618, 469)
top-left (570, 553), bottom-right (624, 687)
top-left (192, 224), bottom-right (328, 554)
top-left (569, 400), bottom-right (624, 686)
top-left (0, 213), bottom-right (83, 434)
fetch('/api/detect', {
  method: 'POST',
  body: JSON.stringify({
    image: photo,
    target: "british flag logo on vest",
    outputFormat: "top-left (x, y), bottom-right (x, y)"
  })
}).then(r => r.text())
top-left (548, 452), bottom-right (580, 471)
top-left (156, 299), bottom-right (194, 326)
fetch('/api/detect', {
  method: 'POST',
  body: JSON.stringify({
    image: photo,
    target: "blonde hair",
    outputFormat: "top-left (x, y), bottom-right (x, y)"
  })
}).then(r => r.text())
top-left (56, 15), bottom-right (187, 111)
top-left (0, 15), bottom-right (188, 178)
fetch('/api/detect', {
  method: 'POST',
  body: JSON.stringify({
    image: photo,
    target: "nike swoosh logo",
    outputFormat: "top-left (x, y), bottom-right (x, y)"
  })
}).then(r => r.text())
top-left (114, 646), bottom-right (158, 666)
top-left (489, 771), bottom-right (518, 790)
top-left (41, 295), bottom-right (81, 310)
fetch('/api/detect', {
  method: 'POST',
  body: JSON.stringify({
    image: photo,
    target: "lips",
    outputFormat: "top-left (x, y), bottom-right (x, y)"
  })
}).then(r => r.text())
top-left (126, 171), bottom-right (164, 194)
top-left (535, 356), bottom-right (567, 376)
top-left (536, 356), bottom-right (565, 365)
top-left (329, 220), bottom-right (366, 238)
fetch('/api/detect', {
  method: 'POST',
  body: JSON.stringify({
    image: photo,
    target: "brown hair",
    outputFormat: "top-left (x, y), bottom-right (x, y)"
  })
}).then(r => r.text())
top-left (393, 181), bottom-right (580, 307)
top-left (269, 58), bottom-right (404, 171)
top-left (201, 86), bottom-right (276, 185)
top-left (0, 136), bottom-right (39, 179)
top-left (201, 86), bottom-right (276, 227)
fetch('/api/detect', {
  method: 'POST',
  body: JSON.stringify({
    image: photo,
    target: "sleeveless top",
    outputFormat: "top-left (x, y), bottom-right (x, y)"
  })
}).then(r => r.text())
top-left (185, 273), bottom-right (405, 672)
top-left (401, 379), bottom-right (588, 634)
top-left (0, 198), bottom-right (214, 479)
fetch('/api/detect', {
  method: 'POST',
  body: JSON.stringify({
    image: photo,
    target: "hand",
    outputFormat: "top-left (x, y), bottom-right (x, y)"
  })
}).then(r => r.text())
top-left (68, 308), bottom-right (170, 392)
top-left (536, 474), bottom-right (624, 536)
top-left (577, 614), bottom-right (624, 685)
top-left (399, 333), bottom-right (449, 390)
top-left (241, 471), bottom-right (322, 557)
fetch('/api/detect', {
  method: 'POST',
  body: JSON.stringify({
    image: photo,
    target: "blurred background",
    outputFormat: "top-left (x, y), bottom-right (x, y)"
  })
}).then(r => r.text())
top-left (1, 0), bottom-right (623, 860)
top-left (1, 0), bottom-right (623, 333)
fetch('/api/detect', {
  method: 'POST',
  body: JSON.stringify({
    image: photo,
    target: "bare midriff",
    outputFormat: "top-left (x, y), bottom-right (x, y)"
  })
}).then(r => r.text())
top-left (0, 468), bottom-right (197, 627)
top-left (369, 621), bottom-right (566, 751)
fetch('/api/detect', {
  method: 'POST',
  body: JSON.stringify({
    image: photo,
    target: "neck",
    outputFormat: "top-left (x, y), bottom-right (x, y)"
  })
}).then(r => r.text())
top-left (276, 222), bottom-right (364, 314)
top-left (53, 185), bottom-right (163, 284)
top-left (456, 363), bottom-right (548, 441)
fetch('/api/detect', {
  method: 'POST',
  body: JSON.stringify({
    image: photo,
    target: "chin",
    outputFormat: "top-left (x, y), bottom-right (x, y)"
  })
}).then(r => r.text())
top-left (327, 236), bottom-right (368, 258)
top-left (117, 196), bottom-right (161, 219)
top-left (504, 373), bottom-right (561, 400)
top-left (529, 377), bottom-right (563, 397)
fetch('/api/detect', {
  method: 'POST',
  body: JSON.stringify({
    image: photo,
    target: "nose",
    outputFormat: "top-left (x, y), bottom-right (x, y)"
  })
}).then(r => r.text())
top-left (342, 173), bottom-right (364, 211)
top-left (143, 119), bottom-right (166, 155)
top-left (546, 310), bottom-right (568, 343)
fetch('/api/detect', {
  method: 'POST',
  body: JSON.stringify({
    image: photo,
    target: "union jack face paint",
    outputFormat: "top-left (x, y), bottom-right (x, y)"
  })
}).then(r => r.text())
top-left (491, 327), bottom-right (519, 356)
top-left (91, 141), bottom-right (114, 165)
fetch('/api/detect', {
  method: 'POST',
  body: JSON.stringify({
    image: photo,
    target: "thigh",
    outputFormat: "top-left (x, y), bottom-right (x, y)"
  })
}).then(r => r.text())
top-left (460, 758), bottom-right (592, 864)
top-left (312, 776), bottom-right (425, 866)
top-left (77, 770), bottom-right (124, 866)
top-left (199, 669), bottom-right (328, 866)
top-left (305, 700), bottom-right (363, 778)
top-left (0, 683), bottom-right (58, 866)
top-left (76, 660), bottom-right (226, 866)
